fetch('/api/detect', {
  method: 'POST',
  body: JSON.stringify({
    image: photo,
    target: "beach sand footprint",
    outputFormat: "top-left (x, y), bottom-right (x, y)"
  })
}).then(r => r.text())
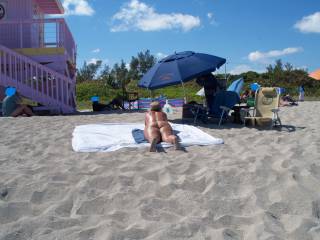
top-left (162, 221), bottom-right (201, 239)
top-left (0, 202), bottom-right (32, 224)
top-left (223, 229), bottom-right (243, 240)
top-left (312, 200), bottom-right (320, 220)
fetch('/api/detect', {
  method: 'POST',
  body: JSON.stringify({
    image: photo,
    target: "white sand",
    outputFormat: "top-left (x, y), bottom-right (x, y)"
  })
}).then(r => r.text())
top-left (0, 102), bottom-right (320, 240)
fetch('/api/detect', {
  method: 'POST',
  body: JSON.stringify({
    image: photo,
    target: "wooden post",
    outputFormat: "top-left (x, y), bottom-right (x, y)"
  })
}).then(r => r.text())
top-left (20, 22), bottom-right (23, 48)
top-left (0, 49), bottom-right (2, 85)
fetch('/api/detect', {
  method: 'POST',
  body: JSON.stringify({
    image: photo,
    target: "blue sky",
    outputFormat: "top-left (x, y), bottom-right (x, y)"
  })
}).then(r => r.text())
top-left (61, 0), bottom-right (320, 74)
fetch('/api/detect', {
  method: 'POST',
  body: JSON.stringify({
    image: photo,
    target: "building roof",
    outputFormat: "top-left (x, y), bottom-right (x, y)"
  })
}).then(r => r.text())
top-left (35, 0), bottom-right (64, 14)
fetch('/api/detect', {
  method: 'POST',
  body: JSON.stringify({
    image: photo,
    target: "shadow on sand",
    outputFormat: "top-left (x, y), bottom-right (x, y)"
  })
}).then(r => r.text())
top-left (170, 118), bottom-right (305, 133)
top-left (131, 128), bottom-right (187, 153)
top-left (69, 109), bottom-right (147, 116)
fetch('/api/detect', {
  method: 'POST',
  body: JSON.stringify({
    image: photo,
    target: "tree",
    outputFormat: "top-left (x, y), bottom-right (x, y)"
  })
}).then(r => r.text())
top-left (128, 56), bottom-right (140, 81)
top-left (99, 65), bottom-right (117, 88)
top-left (264, 59), bottom-right (284, 86)
top-left (107, 60), bottom-right (130, 105)
top-left (284, 62), bottom-right (293, 72)
top-left (128, 50), bottom-right (156, 81)
top-left (77, 60), bottom-right (102, 83)
top-left (266, 64), bottom-right (274, 74)
top-left (274, 59), bottom-right (283, 73)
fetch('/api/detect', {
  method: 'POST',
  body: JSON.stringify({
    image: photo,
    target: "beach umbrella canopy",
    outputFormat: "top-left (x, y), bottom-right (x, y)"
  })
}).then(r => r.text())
top-left (227, 78), bottom-right (244, 96)
top-left (309, 69), bottom-right (320, 80)
top-left (250, 83), bottom-right (261, 91)
top-left (138, 51), bottom-right (226, 90)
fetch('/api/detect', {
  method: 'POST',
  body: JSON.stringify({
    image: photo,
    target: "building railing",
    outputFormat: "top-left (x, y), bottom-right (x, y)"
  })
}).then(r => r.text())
top-left (0, 44), bottom-right (76, 113)
top-left (0, 18), bottom-right (76, 62)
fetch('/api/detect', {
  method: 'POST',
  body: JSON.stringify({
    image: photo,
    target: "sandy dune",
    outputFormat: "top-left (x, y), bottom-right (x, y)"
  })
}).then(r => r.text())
top-left (0, 102), bottom-right (320, 240)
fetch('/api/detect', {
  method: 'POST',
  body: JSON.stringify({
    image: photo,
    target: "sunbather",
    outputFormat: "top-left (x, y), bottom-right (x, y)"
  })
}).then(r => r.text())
top-left (2, 91), bottom-right (33, 117)
top-left (144, 101), bottom-right (181, 152)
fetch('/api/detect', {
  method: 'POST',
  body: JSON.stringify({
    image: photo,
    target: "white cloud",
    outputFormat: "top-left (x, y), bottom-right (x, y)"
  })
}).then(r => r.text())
top-left (87, 58), bottom-right (101, 64)
top-left (207, 12), bottom-right (213, 19)
top-left (248, 47), bottom-right (303, 63)
top-left (62, 0), bottom-right (94, 16)
top-left (229, 65), bottom-right (264, 75)
top-left (91, 48), bottom-right (101, 53)
top-left (156, 52), bottom-right (168, 59)
top-left (207, 12), bottom-right (218, 26)
top-left (294, 12), bottom-right (320, 33)
top-left (110, 0), bottom-right (201, 32)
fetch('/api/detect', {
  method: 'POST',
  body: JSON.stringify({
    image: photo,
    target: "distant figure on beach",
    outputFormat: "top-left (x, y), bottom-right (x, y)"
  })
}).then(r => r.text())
top-left (144, 101), bottom-right (180, 152)
top-left (2, 90), bottom-right (33, 117)
top-left (298, 85), bottom-right (305, 102)
top-left (240, 89), bottom-right (251, 101)
top-left (280, 94), bottom-right (298, 107)
top-left (241, 89), bottom-right (255, 107)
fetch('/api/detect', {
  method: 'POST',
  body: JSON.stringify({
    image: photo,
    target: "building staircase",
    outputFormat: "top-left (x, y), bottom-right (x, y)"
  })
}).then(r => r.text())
top-left (0, 44), bottom-right (76, 114)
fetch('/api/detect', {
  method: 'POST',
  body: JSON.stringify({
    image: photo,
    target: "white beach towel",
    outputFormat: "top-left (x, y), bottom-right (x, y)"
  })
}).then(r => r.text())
top-left (72, 123), bottom-right (224, 152)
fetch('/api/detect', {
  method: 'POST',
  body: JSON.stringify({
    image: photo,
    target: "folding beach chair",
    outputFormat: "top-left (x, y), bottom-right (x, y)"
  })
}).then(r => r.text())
top-left (243, 87), bottom-right (282, 128)
top-left (192, 91), bottom-right (240, 126)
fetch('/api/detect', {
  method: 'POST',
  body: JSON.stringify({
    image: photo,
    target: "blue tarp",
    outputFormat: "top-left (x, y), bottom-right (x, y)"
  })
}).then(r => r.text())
top-left (138, 51), bottom-right (226, 90)
top-left (90, 96), bottom-right (100, 102)
top-left (210, 91), bottom-right (240, 117)
top-left (227, 78), bottom-right (244, 96)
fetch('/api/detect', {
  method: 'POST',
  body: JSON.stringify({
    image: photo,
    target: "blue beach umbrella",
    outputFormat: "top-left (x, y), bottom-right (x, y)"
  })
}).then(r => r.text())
top-left (250, 83), bottom-right (260, 92)
top-left (138, 51), bottom-right (226, 90)
top-left (227, 78), bottom-right (244, 96)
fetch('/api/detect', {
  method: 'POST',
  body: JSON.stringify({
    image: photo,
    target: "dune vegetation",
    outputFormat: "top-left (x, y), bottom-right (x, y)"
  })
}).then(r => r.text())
top-left (76, 51), bottom-right (320, 109)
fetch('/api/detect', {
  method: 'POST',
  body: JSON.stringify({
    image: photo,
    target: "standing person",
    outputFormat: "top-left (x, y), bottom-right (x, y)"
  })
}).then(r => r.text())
top-left (144, 101), bottom-right (181, 152)
top-left (196, 73), bottom-right (218, 113)
top-left (298, 85), bottom-right (305, 102)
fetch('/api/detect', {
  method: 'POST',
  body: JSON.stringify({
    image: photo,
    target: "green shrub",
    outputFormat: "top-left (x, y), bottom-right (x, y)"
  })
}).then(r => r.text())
top-left (76, 81), bottom-right (120, 103)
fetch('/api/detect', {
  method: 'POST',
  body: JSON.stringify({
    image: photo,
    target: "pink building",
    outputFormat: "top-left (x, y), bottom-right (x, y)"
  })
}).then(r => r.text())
top-left (0, 0), bottom-right (76, 113)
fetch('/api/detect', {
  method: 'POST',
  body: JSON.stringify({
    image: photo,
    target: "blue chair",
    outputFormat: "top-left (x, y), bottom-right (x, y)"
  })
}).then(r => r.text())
top-left (192, 91), bottom-right (240, 125)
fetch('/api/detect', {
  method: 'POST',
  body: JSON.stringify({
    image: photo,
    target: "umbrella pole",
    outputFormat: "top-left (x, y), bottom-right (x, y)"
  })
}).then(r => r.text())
top-left (225, 63), bottom-right (227, 81)
top-left (181, 80), bottom-right (187, 103)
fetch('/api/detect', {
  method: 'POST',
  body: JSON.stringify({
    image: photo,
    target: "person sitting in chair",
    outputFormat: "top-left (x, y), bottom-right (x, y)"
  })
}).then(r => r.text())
top-left (196, 73), bottom-right (219, 114)
top-left (144, 101), bottom-right (181, 152)
top-left (2, 89), bottom-right (33, 117)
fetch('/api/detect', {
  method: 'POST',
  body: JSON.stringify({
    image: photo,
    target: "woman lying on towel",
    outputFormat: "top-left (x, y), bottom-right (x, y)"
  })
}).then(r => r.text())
top-left (144, 101), bottom-right (181, 152)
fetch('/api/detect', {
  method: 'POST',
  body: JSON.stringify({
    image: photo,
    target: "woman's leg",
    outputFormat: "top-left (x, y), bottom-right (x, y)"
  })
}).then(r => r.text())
top-left (11, 105), bottom-right (33, 117)
top-left (160, 125), bottom-right (181, 150)
top-left (11, 106), bottom-right (25, 117)
top-left (21, 105), bottom-right (33, 116)
top-left (144, 127), bottom-right (161, 152)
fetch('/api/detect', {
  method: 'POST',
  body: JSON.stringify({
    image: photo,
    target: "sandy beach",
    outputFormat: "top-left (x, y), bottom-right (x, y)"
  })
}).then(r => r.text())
top-left (0, 101), bottom-right (320, 240)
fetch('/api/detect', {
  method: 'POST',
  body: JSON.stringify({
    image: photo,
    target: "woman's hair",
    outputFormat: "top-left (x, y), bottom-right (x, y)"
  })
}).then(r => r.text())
top-left (150, 101), bottom-right (162, 111)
